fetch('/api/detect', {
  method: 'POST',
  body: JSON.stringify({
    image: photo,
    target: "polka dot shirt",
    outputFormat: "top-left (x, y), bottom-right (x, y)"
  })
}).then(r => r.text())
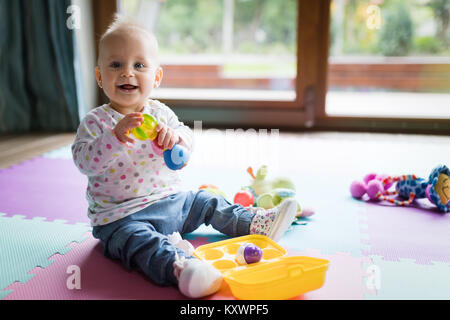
top-left (72, 99), bottom-right (193, 226)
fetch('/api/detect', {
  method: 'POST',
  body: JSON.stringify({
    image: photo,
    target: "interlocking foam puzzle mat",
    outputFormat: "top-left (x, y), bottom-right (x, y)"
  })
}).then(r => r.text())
top-left (1, 133), bottom-right (449, 300)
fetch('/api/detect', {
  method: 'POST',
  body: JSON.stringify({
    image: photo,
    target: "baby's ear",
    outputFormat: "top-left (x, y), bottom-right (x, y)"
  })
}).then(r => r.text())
top-left (95, 66), bottom-right (102, 88)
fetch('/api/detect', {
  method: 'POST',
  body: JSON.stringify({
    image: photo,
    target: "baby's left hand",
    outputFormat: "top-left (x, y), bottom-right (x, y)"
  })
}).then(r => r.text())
top-left (156, 123), bottom-right (180, 150)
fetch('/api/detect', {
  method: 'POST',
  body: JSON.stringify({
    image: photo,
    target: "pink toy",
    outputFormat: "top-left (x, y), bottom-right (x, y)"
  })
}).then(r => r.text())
top-left (350, 172), bottom-right (415, 206)
top-left (350, 173), bottom-right (393, 200)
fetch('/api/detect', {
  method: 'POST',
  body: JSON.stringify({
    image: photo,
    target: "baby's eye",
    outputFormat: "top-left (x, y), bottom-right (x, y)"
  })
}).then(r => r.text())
top-left (135, 63), bottom-right (145, 69)
top-left (110, 61), bottom-right (121, 68)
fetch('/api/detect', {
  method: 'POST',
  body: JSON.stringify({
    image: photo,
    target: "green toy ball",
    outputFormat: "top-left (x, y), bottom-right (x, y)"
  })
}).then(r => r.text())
top-left (130, 114), bottom-right (158, 141)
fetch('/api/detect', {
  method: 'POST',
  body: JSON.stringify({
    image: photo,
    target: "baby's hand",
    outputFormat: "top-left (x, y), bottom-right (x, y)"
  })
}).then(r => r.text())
top-left (156, 123), bottom-right (180, 150)
top-left (114, 112), bottom-right (143, 144)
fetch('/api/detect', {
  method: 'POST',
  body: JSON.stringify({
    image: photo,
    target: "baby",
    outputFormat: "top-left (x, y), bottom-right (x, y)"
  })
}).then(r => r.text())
top-left (71, 15), bottom-right (298, 298)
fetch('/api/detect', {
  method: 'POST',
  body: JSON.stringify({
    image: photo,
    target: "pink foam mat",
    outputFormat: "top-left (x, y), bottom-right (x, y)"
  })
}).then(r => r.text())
top-left (3, 233), bottom-right (369, 300)
top-left (283, 247), bottom-right (371, 300)
top-left (360, 200), bottom-right (450, 265)
top-left (0, 157), bottom-right (89, 224)
top-left (3, 233), bottom-right (185, 300)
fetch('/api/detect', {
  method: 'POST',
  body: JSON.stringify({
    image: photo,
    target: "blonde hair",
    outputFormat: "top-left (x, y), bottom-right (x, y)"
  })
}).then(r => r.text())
top-left (97, 13), bottom-right (159, 66)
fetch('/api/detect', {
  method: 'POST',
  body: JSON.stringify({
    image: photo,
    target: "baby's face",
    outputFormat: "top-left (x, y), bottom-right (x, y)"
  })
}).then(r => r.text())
top-left (96, 29), bottom-right (162, 111)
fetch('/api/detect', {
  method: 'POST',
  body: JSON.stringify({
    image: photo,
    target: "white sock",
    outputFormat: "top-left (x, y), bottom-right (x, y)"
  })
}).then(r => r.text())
top-left (248, 198), bottom-right (298, 242)
top-left (173, 253), bottom-right (223, 298)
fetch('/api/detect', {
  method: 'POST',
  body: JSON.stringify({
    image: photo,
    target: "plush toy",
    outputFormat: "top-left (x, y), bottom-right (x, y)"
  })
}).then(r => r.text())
top-left (350, 164), bottom-right (450, 213)
top-left (234, 165), bottom-right (313, 218)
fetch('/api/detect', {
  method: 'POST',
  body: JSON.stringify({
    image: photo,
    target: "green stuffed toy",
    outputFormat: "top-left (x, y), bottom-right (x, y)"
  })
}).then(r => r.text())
top-left (244, 165), bottom-right (306, 216)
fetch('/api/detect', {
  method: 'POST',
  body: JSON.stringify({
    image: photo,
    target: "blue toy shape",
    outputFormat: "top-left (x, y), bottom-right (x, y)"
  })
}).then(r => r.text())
top-left (163, 144), bottom-right (190, 170)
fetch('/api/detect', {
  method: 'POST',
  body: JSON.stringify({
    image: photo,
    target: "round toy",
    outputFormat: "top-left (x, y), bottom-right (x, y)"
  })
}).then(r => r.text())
top-left (235, 243), bottom-right (263, 265)
top-left (129, 114), bottom-right (190, 170)
top-left (164, 144), bottom-right (190, 170)
top-left (350, 173), bottom-right (393, 199)
top-left (130, 114), bottom-right (158, 141)
top-left (234, 189), bottom-right (255, 207)
top-left (350, 180), bottom-right (367, 199)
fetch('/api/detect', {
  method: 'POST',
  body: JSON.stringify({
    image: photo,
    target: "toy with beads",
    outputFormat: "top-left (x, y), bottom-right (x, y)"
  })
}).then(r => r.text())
top-left (350, 164), bottom-right (449, 213)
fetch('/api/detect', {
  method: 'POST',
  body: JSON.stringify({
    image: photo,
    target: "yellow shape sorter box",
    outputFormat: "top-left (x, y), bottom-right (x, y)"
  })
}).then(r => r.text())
top-left (193, 234), bottom-right (329, 300)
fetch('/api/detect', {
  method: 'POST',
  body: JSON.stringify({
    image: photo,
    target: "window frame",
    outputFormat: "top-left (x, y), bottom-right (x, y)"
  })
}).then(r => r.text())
top-left (315, 0), bottom-right (450, 134)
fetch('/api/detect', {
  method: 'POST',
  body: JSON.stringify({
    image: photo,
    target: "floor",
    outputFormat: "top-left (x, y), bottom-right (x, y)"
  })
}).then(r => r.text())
top-left (0, 133), bottom-right (75, 169)
top-left (1, 130), bottom-right (449, 300)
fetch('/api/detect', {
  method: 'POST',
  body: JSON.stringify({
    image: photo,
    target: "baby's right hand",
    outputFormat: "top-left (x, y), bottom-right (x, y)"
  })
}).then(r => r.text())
top-left (114, 112), bottom-right (143, 144)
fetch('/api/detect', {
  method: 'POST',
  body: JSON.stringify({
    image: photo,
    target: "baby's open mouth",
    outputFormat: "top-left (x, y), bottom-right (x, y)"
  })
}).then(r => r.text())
top-left (118, 84), bottom-right (138, 91)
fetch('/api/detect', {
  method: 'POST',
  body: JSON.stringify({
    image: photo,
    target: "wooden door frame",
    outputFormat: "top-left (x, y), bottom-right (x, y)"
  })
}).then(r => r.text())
top-left (92, 0), bottom-right (119, 107)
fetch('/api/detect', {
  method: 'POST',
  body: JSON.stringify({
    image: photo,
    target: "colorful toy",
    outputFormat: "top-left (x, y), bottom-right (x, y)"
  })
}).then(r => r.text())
top-left (164, 144), bottom-right (189, 170)
top-left (235, 243), bottom-right (263, 265)
top-left (233, 189), bottom-right (254, 207)
top-left (350, 164), bottom-right (449, 213)
top-left (247, 165), bottom-right (296, 197)
top-left (199, 184), bottom-right (227, 199)
top-left (130, 114), bottom-right (190, 170)
top-left (234, 166), bottom-right (313, 218)
top-left (193, 234), bottom-right (329, 299)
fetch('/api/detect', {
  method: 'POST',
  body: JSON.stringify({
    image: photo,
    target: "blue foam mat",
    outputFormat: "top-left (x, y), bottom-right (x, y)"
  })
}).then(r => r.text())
top-left (0, 213), bottom-right (91, 297)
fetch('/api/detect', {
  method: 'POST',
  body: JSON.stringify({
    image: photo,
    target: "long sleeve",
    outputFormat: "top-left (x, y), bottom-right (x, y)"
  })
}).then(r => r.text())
top-left (71, 112), bottom-right (128, 176)
top-left (74, 102), bottom-right (194, 227)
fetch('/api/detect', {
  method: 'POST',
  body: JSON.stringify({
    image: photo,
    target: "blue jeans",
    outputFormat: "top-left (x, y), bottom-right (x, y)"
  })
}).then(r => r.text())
top-left (92, 190), bottom-right (255, 286)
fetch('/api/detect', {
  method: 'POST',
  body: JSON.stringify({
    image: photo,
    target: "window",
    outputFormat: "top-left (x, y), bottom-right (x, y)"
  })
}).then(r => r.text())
top-left (118, 0), bottom-right (298, 103)
top-left (327, 0), bottom-right (450, 119)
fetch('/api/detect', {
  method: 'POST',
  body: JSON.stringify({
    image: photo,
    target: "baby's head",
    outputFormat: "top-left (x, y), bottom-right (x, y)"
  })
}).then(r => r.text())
top-left (96, 14), bottom-right (163, 112)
